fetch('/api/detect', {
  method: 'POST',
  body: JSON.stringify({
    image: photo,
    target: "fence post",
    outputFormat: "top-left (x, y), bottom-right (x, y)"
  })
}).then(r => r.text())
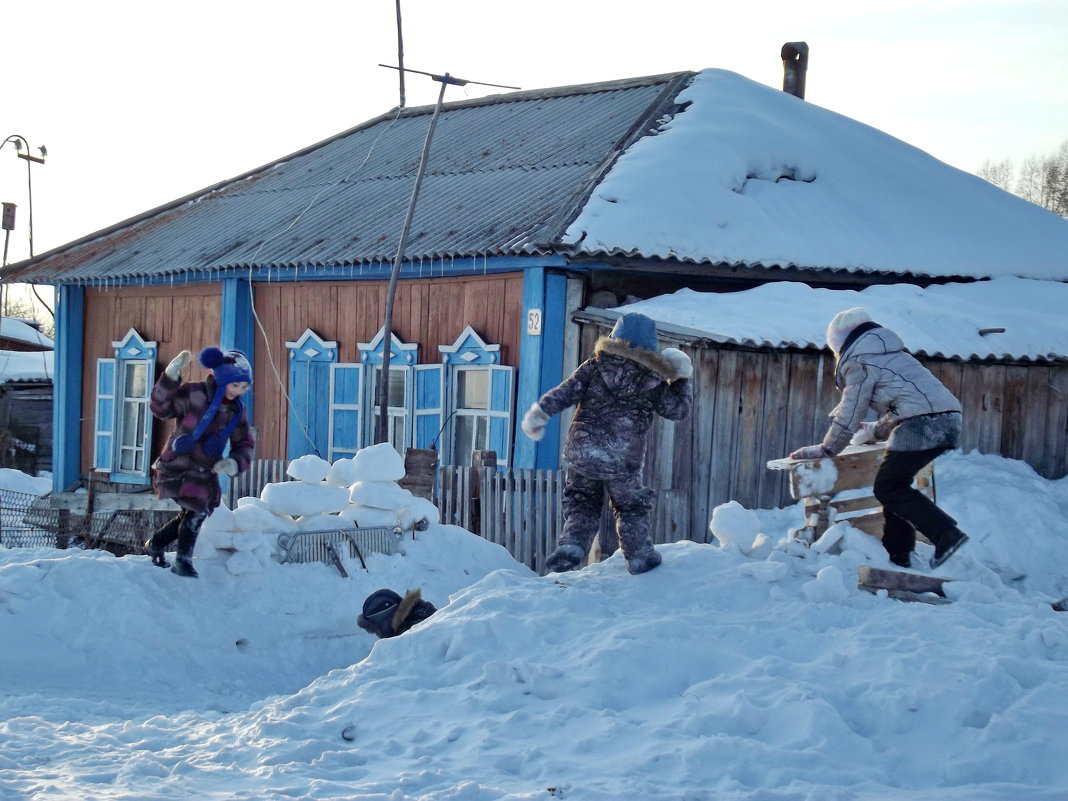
top-left (401, 447), bottom-right (438, 501)
top-left (470, 450), bottom-right (497, 535)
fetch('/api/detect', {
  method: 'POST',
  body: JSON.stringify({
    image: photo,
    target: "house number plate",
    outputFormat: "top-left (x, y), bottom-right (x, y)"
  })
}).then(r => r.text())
top-left (527, 309), bottom-right (543, 336)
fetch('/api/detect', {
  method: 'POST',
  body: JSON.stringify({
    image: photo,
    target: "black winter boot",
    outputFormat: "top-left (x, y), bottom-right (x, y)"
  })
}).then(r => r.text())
top-left (171, 553), bottom-right (199, 578)
top-left (930, 528), bottom-right (969, 570)
top-left (170, 519), bottom-right (201, 578)
top-left (144, 539), bottom-right (170, 569)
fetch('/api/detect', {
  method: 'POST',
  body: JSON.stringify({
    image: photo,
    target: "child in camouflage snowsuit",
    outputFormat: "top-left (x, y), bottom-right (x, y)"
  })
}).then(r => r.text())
top-left (144, 347), bottom-right (256, 578)
top-left (789, 308), bottom-right (968, 570)
top-left (522, 313), bottom-right (693, 575)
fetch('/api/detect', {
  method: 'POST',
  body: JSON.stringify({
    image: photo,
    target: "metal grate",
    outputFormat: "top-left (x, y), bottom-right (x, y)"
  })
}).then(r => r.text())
top-left (276, 527), bottom-right (404, 577)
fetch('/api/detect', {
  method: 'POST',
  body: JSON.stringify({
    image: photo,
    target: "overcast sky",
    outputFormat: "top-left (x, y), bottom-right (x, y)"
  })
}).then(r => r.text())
top-left (1, 0), bottom-right (1065, 273)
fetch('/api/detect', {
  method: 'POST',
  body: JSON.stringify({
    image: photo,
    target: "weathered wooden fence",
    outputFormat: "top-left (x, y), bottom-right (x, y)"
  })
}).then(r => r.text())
top-left (434, 465), bottom-right (708, 573)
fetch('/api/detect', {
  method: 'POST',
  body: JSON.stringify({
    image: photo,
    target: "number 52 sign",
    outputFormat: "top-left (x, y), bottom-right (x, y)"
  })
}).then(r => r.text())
top-left (527, 309), bottom-right (543, 336)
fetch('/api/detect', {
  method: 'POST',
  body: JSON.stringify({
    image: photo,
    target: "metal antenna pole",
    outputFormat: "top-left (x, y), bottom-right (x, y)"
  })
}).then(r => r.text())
top-left (395, 0), bottom-right (406, 107)
top-left (373, 67), bottom-right (519, 447)
top-left (376, 74), bottom-right (453, 444)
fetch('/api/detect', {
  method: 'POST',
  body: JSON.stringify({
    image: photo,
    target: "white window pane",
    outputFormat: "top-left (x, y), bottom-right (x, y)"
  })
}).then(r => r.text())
top-left (458, 370), bottom-right (489, 410)
top-left (125, 363), bottom-right (148, 397)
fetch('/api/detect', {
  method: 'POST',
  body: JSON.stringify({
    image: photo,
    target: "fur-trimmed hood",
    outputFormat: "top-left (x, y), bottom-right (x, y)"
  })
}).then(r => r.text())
top-left (594, 336), bottom-right (685, 382)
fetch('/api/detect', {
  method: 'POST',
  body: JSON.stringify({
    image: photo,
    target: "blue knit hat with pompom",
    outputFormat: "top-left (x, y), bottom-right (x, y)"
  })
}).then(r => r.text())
top-left (199, 347), bottom-right (252, 386)
top-left (170, 348), bottom-right (251, 458)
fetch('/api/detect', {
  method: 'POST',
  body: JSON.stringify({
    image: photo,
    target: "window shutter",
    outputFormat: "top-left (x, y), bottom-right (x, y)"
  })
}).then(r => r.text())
top-left (286, 330), bottom-right (338, 460)
top-left (413, 364), bottom-right (445, 449)
top-left (93, 358), bottom-right (116, 471)
top-left (487, 365), bottom-right (515, 466)
top-left (328, 363), bottom-right (364, 461)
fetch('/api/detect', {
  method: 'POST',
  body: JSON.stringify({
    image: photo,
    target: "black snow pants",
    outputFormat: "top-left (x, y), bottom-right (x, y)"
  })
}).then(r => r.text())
top-left (873, 447), bottom-right (957, 562)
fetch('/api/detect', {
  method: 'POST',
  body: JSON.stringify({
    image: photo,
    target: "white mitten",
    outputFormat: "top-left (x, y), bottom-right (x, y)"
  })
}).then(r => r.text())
top-left (850, 421), bottom-right (878, 446)
top-left (165, 350), bottom-right (195, 380)
top-left (789, 445), bottom-right (830, 461)
top-left (661, 347), bottom-right (693, 380)
top-left (521, 403), bottom-right (550, 441)
top-left (212, 458), bottom-right (239, 477)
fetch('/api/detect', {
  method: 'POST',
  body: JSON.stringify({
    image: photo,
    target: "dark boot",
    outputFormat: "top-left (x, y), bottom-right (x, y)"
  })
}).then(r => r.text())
top-left (544, 543), bottom-right (585, 574)
top-left (930, 528), bottom-right (969, 570)
top-left (626, 547), bottom-right (662, 575)
top-left (144, 539), bottom-right (170, 569)
top-left (887, 551), bottom-right (912, 569)
top-left (171, 553), bottom-right (199, 578)
top-left (170, 515), bottom-right (203, 578)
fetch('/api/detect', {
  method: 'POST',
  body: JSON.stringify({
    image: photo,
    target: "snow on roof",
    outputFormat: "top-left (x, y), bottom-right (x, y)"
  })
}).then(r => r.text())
top-left (0, 317), bottom-right (54, 349)
top-left (566, 69), bottom-right (1068, 281)
top-left (0, 349), bottom-right (54, 382)
top-left (607, 276), bottom-right (1068, 362)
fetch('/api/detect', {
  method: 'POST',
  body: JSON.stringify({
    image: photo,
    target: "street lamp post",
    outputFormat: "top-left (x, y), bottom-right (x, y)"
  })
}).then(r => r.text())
top-left (2, 134), bottom-right (47, 258)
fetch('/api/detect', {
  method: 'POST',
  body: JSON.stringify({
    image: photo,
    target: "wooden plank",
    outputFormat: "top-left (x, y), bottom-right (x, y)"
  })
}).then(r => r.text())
top-left (858, 565), bottom-right (952, 599)
top-left (734, 351), bottom-right (767, 509)
top-left (690, 347), bottom-right (719, 543)
top-left (1046, 366), bottom-right (1068, 479)
top-left (1000, 365), bottom-right (1029, 461)
top-left (756, 350), bottom-right (792, 509)
top-left (710, 350), bottom-right (743, 508)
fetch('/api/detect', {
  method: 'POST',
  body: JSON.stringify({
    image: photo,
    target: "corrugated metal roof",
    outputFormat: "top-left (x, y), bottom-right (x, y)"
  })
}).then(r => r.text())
top-left (2, 73), bottom-right (692, 285)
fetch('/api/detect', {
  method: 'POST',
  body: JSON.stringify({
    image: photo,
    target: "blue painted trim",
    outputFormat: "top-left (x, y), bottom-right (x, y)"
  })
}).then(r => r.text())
top-left (221, 277), bottom-right (256, 427)
top-left (53, 285), bottom-right (85, 491)
top-left (538, 272), bottom-right (568, 467)
top-left (46, 255), bottom-right (575, 288)
top-left (513, 267), bottom-right (571, 469)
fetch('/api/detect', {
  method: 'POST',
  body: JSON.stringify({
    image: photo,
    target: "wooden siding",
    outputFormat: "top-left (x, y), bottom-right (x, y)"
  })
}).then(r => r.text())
top-left (249, 274), bottom-right (525, 458)
top-left (80, 285), bottom-right (222, 476)
top-left (78, 276), bottom-right (525, 472)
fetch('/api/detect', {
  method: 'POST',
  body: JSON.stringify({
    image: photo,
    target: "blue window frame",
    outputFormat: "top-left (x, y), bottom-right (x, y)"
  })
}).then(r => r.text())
top-left (439, 326), bottom-right (515, 466)
top-left (93, 328), bottom-right (158, 484)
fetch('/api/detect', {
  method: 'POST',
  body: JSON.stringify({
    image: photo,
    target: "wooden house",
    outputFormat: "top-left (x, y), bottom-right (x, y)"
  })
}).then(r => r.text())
top-left (2, 66), bottom-right (1066, 507)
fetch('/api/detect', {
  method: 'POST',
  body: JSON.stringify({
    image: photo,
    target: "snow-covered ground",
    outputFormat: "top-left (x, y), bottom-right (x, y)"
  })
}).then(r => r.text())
top-left (2, 448), bottom-right (1067, 800)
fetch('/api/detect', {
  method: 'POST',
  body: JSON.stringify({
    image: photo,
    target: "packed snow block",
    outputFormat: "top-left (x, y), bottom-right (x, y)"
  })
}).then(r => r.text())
top-left (262, 480), bottom-right (350, 517)
top-left (398, 496), bottom-right (441, 530)
top-left (202, 504), bottom-right (238, 533)
top-left (325, 458), bottom-right (359, 487)
top-left (287, 454), bottom-right (331, 483)
top-left (709, 501), bottom-right (763, 554)
top-left (352, 443), bottom-right (406, 482)
top-left (802, 565), bottom-right (850, 602)
top-left (297, 513), bottom-right (347, 532)
top-left (226, 549), bottom-right (262, 576)
top-left (234, 502), bottom-right (297, 533)
top-left (792, 459), bottom-right (839, 498)
top-left (339, 505), bottom-right (398, 529)
top-left (349, 480), bottom-right (414, 510)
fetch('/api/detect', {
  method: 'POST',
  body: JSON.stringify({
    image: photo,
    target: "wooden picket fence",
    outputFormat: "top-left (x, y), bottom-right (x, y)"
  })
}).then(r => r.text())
top-left (436, 465), bottom-right (565, 573)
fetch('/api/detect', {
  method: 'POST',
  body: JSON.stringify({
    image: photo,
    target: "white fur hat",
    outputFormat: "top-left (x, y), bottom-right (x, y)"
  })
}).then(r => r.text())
top-left (826, 307), bottom-right (873, 354)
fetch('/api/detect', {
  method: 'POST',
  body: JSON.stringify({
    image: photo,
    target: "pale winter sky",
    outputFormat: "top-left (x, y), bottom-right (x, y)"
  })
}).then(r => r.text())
top-left (0, 0), bottom-right (1065, 277)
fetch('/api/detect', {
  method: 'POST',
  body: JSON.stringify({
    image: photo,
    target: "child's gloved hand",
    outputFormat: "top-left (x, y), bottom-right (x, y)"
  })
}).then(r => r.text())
top-left (850, 421), bottom-right (879, 446)
top-left (165, 350), bottom-right (194, 380)
top-left (212, 458), bottom-right (239, 476)
top-left (790, 445), bottom-right (830, 461)
top-left (521, 403), bottom-right (550, 441)
top-left (661, 347), bottom-right (693, 380)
